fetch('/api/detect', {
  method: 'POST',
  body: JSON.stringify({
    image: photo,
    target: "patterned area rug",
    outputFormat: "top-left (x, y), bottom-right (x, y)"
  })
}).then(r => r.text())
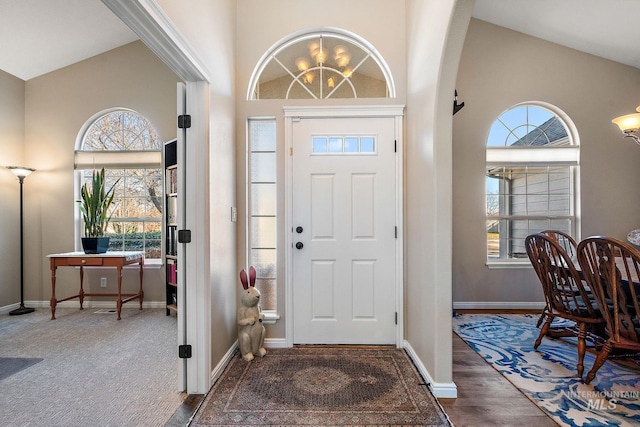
top-left (191, 347), bottom-right (450, 426)
top-left (453, 314), bottom-right (640, 427)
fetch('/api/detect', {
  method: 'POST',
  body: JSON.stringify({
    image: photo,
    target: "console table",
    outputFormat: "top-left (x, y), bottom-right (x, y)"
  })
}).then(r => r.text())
top-left (47, 251), bottom-right (144, 320)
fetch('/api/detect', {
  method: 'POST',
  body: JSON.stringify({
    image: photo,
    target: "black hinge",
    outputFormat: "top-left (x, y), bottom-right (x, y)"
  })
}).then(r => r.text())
top-left (394, 140), bottom-right (397, 153)
top-left (395, 312), bottom-right (398, 325)
top-left (395, 226), bottom-right (397, 238)
top-left (178, 114), bottom-right (191, 129)
top-left (178, 344), bottom-right (192, 359)
top-left (178, 229), bottom-right (192, 243)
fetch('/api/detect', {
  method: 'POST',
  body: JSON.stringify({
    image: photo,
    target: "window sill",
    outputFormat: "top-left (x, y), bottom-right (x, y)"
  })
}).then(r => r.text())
top-left (486, 260), bottom-right (533, 269)
top-left (262, 310), bottom-right (280, 325)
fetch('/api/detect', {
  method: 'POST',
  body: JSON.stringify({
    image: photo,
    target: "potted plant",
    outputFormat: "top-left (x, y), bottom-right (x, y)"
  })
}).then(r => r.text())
top-left (77, 168), bottom-right (119, 254)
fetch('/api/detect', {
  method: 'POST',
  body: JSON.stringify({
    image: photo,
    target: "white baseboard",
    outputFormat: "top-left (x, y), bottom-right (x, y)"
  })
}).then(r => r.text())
top-left (207, 338), bottom-right (285, 389)
top-left (264, 337), bottom-right (288, 348)
top-left (453, 301), bottom-right (545, 310)
top-left (0, 303), bottom-right (21, 315)
top-left (0, 300), bottom-right (169, 315)
top-left (209, 341), bottom-right (239, 386)
top-left (403, 340), bottom-right (457, 398)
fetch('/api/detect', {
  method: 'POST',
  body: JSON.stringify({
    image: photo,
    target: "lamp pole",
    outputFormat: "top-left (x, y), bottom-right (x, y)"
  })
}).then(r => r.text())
top-left (7, 166), bottom-right (35, 315)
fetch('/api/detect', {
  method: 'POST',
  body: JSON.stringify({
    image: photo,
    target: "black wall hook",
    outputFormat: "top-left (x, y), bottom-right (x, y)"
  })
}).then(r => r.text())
top-left (453, 89), bottom-right (465, 115)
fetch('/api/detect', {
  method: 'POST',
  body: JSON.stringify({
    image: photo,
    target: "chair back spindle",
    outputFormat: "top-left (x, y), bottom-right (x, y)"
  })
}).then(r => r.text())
top-left (577, 236), bottom-right (640, 384)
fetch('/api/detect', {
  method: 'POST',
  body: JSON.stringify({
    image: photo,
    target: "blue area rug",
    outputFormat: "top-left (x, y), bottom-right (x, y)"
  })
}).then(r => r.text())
top-left (453, 314), bottom-right (640, 427)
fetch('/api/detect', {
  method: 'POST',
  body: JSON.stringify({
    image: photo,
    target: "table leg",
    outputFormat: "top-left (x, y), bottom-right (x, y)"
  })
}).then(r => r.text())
top-left (117, 265), bottom-right (123, 320)
top-left (138, 260), bottom-right (144, 310)
top-left (79, 265), bottom-right (85, 310)
top-left (50, 262), bottom-right (57, 320)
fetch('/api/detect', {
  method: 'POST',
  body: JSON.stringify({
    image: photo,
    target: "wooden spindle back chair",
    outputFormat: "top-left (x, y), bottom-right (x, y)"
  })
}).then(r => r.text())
top-left (577, 236), bottom-right (640, 384)
top-left (540, 229), bottom-right (578, 260)
top-left (525, 233), bottom-right (605, 378)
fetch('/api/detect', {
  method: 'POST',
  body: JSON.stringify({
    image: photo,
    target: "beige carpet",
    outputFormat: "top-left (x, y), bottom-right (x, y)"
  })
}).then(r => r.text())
top-left (0, 307), bottom-right (184, 426)
top-left (191, 347), bottom-right (450, 426)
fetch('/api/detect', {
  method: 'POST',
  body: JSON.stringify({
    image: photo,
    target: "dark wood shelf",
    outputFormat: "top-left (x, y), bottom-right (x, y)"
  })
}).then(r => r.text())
top-left (165, 139), bottom-right (178, 317)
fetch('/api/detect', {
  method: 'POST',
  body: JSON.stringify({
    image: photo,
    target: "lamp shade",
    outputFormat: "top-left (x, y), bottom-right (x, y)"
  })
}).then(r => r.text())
top-left (612, 112), bottom-right (640, 133)
top-left (6, 166), bottom-right (35, 178)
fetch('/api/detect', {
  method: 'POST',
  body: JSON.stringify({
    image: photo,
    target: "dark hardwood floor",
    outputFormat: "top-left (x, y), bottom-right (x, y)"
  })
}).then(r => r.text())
top-left (439, 331), bottom-right (557, 426)
top-left (165, 393), bottom-right (204, 426)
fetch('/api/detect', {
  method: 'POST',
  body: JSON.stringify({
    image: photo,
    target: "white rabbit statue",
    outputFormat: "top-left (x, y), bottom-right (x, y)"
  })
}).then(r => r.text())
top-left (237, 266), bottom-right (266, 361)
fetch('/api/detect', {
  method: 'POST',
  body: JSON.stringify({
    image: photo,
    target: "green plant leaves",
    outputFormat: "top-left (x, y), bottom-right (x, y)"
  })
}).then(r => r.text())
top-left (77, 168), bottom-right (120, 237)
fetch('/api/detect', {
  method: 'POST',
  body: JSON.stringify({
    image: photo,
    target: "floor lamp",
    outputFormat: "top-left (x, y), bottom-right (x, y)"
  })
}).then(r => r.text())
top-left (7, 166), bottom-right (35, 316)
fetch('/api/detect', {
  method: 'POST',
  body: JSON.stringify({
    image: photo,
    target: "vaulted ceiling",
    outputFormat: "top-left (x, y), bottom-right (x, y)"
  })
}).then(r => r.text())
top-left (0, 0), bottom-right (136, 80)
top-left (0, 0), bottom-right (639, 81)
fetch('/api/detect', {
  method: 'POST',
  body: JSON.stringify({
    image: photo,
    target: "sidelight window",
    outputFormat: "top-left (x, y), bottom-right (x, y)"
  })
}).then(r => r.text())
top-left (247, 118), bottom-right (277, 310)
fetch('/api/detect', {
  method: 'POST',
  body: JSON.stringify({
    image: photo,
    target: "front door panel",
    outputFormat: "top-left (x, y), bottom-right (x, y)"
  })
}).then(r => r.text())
top-left (292, 116), bottom-right (397, 344)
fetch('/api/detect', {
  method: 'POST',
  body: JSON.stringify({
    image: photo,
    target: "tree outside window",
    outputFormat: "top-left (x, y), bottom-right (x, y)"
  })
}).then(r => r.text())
top-left (77, 110), bottom-right (163, 259)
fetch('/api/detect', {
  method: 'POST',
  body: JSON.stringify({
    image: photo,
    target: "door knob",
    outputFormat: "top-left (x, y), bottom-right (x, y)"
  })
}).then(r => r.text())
top-left (296, 226), bottom-right (303, 233)
top-left (295, 242), bottom-right (304, 250)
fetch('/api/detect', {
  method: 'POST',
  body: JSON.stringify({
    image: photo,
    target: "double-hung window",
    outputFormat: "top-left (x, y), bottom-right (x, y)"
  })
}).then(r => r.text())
top-left (75, 109), bottom-right (163, 260)
top-left (486, 104), bottom-right (579, 264)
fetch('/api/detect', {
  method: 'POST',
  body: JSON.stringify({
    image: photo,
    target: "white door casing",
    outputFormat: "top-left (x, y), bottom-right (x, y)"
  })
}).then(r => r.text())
top-left (105, 0), bottom-right (212, 395)
top-left (176, 82), bottom-right (187, 390)
top-left (284, 106), bottom-right (405, 346)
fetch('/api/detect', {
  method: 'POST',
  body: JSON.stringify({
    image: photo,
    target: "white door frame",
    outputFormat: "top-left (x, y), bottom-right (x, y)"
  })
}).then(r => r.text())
top-left (103, 0), bottom-right (212, 395)
top-left (284, 105), bottom-right (405, 348)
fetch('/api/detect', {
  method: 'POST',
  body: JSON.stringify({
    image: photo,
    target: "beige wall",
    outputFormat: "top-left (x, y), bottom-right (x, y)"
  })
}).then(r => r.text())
top-left (452, 19), bottom-right (640, 306)
top-left (21, 41), bottom-right (181, 306)
top-left (0, 70), bottom-right (26, 308)
top-left (154, 0), bottom-right (239, 376)
top-left (405, 0), bottom-right (472, 393)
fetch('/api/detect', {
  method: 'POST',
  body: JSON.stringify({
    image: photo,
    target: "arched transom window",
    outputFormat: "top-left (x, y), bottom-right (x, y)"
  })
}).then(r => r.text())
top-left (248, 29), bottom-right (395, 100)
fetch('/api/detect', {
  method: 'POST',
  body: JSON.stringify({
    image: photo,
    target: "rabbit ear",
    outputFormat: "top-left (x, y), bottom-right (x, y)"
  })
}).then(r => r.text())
top-left (249, 266), bottom-right (256, 287)
top-left (239, 269), bottom-right (249, 290)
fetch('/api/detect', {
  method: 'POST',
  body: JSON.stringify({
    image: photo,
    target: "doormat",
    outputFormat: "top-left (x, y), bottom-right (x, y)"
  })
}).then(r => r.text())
top-left (0, 357), bottom-right (43, 381)
top-left (190, 347), bottom-right (451, 426)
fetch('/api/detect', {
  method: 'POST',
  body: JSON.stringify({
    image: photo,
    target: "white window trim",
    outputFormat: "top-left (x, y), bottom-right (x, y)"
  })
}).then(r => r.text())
top-left (74, 108), bottom-right (163, 260)
top-left (485, 102), bottom-right (581, 267)
top-left (247, 27), bottom-right (396, 100)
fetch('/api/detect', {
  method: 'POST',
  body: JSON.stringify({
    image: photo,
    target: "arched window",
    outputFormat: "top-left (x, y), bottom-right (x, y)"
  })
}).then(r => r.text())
top-left (75, 109), bottom-right (163, 260)
top-left (247, 28), bottom-right (395, 100)
top-left (486, 103), bottom-right (580, 263)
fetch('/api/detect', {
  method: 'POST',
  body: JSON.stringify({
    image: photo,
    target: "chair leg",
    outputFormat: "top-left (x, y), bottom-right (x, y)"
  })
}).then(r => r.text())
top-left (585, 341), bottom-right (612, 385)
top-left (535, 316), bottom-right (553, 349)
top-left (536, 310), bottom-right (547, 328)
top-left (576, 322), bottom-right (587, 379)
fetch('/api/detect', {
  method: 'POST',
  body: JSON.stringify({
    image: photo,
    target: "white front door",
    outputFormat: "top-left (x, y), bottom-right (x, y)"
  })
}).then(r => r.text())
top-left (291, 116), bottom-right (398, 344)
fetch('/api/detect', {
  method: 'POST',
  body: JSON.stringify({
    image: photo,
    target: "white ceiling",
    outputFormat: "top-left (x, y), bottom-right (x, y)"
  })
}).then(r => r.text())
top-left (0, 0), bottom-right (137, 80)
top-left (472, 0), bottom-right (640, 70)
top-left (1, 0), bottom-right (639, 81)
